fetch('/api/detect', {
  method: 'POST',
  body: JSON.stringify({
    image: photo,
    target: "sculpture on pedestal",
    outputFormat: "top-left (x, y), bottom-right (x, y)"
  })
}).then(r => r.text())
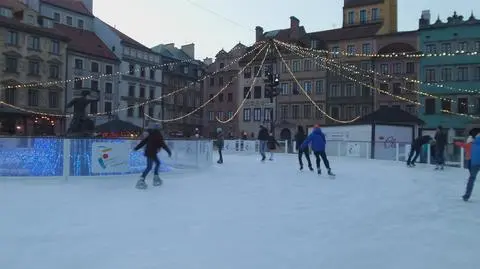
top-left (66, 90), bottom-right (99, 136)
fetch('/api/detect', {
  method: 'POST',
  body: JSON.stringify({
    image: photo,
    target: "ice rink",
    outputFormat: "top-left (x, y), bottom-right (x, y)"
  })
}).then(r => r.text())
top-left (1, 154), bottom-right (479, 269)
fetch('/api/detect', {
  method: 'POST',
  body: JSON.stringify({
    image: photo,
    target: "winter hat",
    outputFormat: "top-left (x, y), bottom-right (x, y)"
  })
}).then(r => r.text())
top-left (467, 136), bottom-right (474, 143)
top-left (314, 124), bottom-right (320, 128)
top-left (216, 127), bottom-right (222, 133)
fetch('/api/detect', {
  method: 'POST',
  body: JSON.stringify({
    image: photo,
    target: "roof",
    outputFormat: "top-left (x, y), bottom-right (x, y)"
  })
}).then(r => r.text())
top-left (309, 23), bottom-right (382, 42)
top-left (0, 0), bottom-right (27, 10)
top-left (343, 0), bottom-right (384, 8)
top-left (107, 24), bottom-right (152, 52)
top-left (377, 42), bottom-right (417, 54)
top-left (260, 26), bottom-right (310, 46)
top-left (55, 23), bottom-right (118, 61)
top-left (40, 0), bottom-right (93, 17)
top-left (0, 14), bottom-right (69, 42)
top-left (152, 44), bottom-right (192, 61)
top-left (356, 106), bottom-right (425, 125)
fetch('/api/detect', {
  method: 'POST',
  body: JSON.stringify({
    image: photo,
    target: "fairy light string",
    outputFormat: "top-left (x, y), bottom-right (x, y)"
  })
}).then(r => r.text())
top-left (273, 42), bottom-right (361, 124)
top-left (145, 43), bottom-right (269, 123)
top-left (215, 45), bottom-right (270, 123)
top-left (0, 41), bottom-right (265, 118)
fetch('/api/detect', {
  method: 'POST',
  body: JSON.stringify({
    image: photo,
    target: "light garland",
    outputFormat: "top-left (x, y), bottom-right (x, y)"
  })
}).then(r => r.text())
top-left (145, 43), bottom-right (269, 123)
top-left (440, 110), bottom-right (480, 119)
top-left (278, 39), bottom-right (480, 59)
top-left (273, 42), bottom-right (362, 124)
top-left (215, 45), bottom-right (270, 123)
top-left (279, 40), bottom-right (480, 94)
top-left (0, 41), bottom-right (266, 119)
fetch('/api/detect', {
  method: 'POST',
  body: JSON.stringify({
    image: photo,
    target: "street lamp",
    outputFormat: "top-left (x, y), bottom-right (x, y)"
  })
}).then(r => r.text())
top-left (264, 69), bottom-right (280, 133)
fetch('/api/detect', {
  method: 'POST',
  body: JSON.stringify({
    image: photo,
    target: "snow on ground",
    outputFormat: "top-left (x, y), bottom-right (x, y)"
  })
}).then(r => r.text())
top-left (1, 154), bottom-right (479, 269)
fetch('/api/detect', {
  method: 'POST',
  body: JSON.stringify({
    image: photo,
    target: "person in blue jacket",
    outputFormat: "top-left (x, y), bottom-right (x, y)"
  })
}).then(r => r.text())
top-left (463, 133), bottom-right (480, 201)
top-left (300, 124), bottom-right (334, 176)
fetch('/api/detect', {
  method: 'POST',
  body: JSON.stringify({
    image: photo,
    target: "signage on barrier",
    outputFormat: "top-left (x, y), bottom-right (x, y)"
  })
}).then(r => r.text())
top-left (346, 143), bottom-right (360, 157)
top-left (91, 142), bottom-right (130, 173)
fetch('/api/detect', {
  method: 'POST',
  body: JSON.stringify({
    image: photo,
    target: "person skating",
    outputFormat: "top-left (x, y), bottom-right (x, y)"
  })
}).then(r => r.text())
top-left (266, 132), bottom-right (280, 161)
top-left (454, 129), bottom-right (479, 170)
top-left (216, 127), bottom-right (224, 164)
top-left (462, 132), bottom-right (480, 201)
top-left (133, 127), bottom-right (172, 189)
top-left (406, 135), bottom-right (432, 167)
top-left (257, 125), bottom-right (269, 162)
top-left (434, 125), bottom-right (447, 170)
top-left (300, 124), bottom-right (334, 176)
top-left (294, 125), bottom-right (313, 171)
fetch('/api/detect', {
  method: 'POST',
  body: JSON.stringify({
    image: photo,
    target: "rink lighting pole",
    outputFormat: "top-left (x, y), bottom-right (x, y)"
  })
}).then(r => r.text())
top-left (264, 48), bottom-right (280, 133)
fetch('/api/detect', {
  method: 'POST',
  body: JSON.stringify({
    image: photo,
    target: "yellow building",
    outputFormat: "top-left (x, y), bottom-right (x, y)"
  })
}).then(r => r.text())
top-left (0, 2), bottom-right (69, 135)
top-left (342, 0), bottom-right (397, 34)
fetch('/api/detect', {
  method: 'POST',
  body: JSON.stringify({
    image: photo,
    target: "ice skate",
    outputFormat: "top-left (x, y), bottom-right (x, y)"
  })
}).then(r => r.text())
top-left (300, 165), bottom-right (303, 171)
top-left (327, 169), bottom-right (335, 177)
top-left (136, 178), bottom-right (147, 189)
top-left (153, 175), bottom-right (162, 186)
top-left (308, 165), bottom-right (314, 171)
top-left (317, 168), bottom-right (321, 175)
top-left (217, 160), bottom-right (223, 164)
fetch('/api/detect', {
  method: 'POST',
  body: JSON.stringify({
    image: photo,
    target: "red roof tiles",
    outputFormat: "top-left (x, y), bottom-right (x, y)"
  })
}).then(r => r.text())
top-left (55, 24), bottom-right (118, 61)
top-left (41, 0), bottom-right (92, 17)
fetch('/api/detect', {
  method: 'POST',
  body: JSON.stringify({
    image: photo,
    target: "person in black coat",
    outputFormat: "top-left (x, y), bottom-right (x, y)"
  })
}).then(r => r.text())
top-left (257, 125), bottom-right (269, 161)
top-left (407, 135), bottom-right (432, 167)
top-left (133, 128), bottom-right (172, 189)
top-left (434, 125), bottom-right (447, 170)
top-left (294, 126), bottom-right (313, 171)
top-left (267, 132), bottom-right (280, 161)
top-left (216, 127), bottom-right (224, 164)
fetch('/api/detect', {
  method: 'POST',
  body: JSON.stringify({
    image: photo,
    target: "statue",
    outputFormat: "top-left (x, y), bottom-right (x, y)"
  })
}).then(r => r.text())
top-left (66, 90), bottom-right (99, 136)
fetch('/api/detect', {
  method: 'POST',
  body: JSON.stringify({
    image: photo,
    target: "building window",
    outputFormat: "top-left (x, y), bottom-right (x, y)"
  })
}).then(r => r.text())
top-left (280, 105), bottom-right (288, 120)
top-left (425, 69), bottom-right (436, 82)
top-left (303, 81), bottom-right (312, 93)
top-left (359, 9), bottom-right (367, 23)
top-left (304, 60), bottom-right (312, 71)
top-left (346, 45), bottom-right (355, 55)
top-left (137, 106), bottom-right (144, 118)
top-left (50, 40), bottom-right (60, 54)
top-left (280, 83), bottom-right (289, 95)
top-left (393, 83), bottom-right (401, 95)
top-left (441, 98), bottom-right (452, 112)
top-left (371, 8), bottom-right (379, 21)
top-left (303, 104), bottom-right (311, 119)
top-left (380, 64), bottom-right (388, 74)
top-left (244, 67), bottom-right (251, 78)
top-left (91, 62), bottom-right (99, 72)
top-left (253, 66), bottom-right (261, 77)
top-left (379, 83), bottom-right (389, 94)
top-left (90, 80), bottom-right (98, 91)
top-left (292, 105), bottom-right (299, 119)
top-left (105, 82), bottom-right (113, 94)
top-left (75, 59), bottom-right (83, 69)
top-left (148, 106), bottom-right (154, 117)
top-left (458, 98), bottom-right (468, 114)
top-left (104, 102), bottom-right (112, 113)
top-left (315, 104), bottom-right (323, 119)
top-left (361, 43), bottom-right (371, 55)
top-left (329, 84), bottom-right (340, 97)
top-left (475, 41), bottom-right (480, 52)
top-left (209, 77), bottom-right (214, 86)
top-left (361, 105), bottom-right (370, 115)
top-left (253, 108), bottom-right (262, 121)
top-left (219, 77), bottom-right (224, 86)
top-left (48, 91), bottom-right (58, 108)
top-left (424, 98), bottom-right (436, 114)
top-left (127, 104), bottom-right (134, 117)
top-left (28, 61), bottom-right (40, 75)
top-left (66, 16), bottom-right (72, 25)
top-left (315, 80), bottom-right (324, 94)
top-left (405, 105), bottom-right (416, 115)
top-left (243, 87), bottom-right (251, 99)
top-left (331, 46), bottom-right (339, 58)
top-left (49, 64), bottom-right (59, 78)
top-left (264, 108), bottom-right (271, 121)
top-left (441, 43), bottom-right (452, 53)
top-left (405, 82), bottom-right (415, 91)
top-left (140, 67), bottom-right (145, 77)
top-left (227, 93), bottom-right (233, 102)
top-left (6, 31), bottom-right (18, 45)
top-left (253, 86), bottom-right (262, 99)
top-left (393, 63), bottom-right (402, 74)
top-left (77, 19), bottom-right (84, 29)
top-left (27, 36), bottom-right (40, 50)
top-left (292, 60), bottom-right (300, 72)
top-left (4, 88), bottom-right (15, 104)
top-left (129, 64), bottom-right (135, 75)
top-left (149, 69), bottom-right (155, 79)
top-left (330, 106), bottom-right (340, 119)
top-left (441, 68), bottom-right (452, 81)
top-left (53, 12), bottom-right (60, 22)
top-left (406, 62), bottom-right (415, 74)
top-left (243, 108), bottom-right (251, 121)
top-left (74, 78), bottom-right (82, 89)
top-left (128, 85), bottom-right (135, 97)
top-left (27, 14), bottom-right (34, 24)
top-left (345, 106), bottom-right (355, 119)
top-left (347, 10), bottom-right (354, 24)
top-left (458, 67), bottom-right (469, 81)
top-left (345, 83), bottom-right (354, 96)
top-left (292, 83), bottom-right (299, 95)
top-left (105, 65), bottom-right (113, 75)
top-left (139, 86), bottom-right (145, 98)
top-left (208, 111), bottom-right (214, 121)
top-left (361, 86), bottom-right (371, 96)
top-left (5, 57), bottom-right (17, 72)
top-left (28, 89), bottom-right (39, 106)
top-left (218, 93), bottom-right (224, 102)
top-left (458, 42), bottom-right (467, 51)
top-left (183, 66), bottom-right (188, 74)
top-left (425, 44), bottom-right (436, 54)
top-left (149, 87), bottom-right (155, 99)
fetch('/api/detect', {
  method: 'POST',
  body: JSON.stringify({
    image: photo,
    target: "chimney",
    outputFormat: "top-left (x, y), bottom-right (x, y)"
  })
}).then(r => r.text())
top-left (290, 16), bottom-right (300, 39)
top-left (203, 57), bottom-right (213, 65)
top-left (419, 10), bottom-right (431, 28)
top-left (255, 26), bottom-right (263, 41)
top-left (181, 43), bottom-right (195, 59)
top-left (75, 0), bottom-right (92, 13)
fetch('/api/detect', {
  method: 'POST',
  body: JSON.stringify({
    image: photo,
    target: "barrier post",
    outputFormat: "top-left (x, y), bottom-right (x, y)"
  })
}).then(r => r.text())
top-left (460, 147), bottom-right (465, 168)
top-left (427, 144), bottom-right (431, 164)
top-left (62, 139), bottom-right (70, 180)
top-left (284, 140), bottom-right (288, 153)
top-left (395, 143), bottom-right (399, 161)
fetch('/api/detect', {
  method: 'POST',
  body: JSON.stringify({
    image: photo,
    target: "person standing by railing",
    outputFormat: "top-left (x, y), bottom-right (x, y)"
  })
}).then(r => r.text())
top-left (295, 126), bottom-right (313, 171)
top-left (216, 127), bottom-right (224, 164)
top-left (257, 125), bottom-right (269, 162)
top-left (434, 126), bottom-right (447, 170)
top-left (406, 135), bottom-right (432, 167)
top-left (300, 124), bottom-right (334, 176)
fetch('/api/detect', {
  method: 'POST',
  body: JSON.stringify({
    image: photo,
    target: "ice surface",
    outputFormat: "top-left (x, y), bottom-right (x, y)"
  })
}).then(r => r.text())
top-left (1, 154), bottom-right (479, 269)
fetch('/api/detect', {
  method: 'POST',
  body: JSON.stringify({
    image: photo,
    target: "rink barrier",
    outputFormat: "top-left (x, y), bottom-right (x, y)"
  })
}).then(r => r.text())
top-left (213, 139), bottom-right (289, 154)
top-left (292, 140), bottom-right (465, 168)
top-left (0, 137), bottom-right (213, 178)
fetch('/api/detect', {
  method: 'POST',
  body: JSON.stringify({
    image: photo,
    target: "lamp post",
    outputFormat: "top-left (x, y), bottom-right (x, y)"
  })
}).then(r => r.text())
top-left (264, 68), bottom-right (280, 133)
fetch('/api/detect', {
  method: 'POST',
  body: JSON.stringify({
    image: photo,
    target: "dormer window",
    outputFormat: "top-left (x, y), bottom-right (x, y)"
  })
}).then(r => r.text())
top-left (66, 16), bottom-right (72, 25)
top-left (0, 7), bottom-right (12, 17)
top-left (27, 15), bottom-right (35, 25)
top-left (53, 12), bottom-right (60, 22)
top-left (371, 8), bottom-right (379, 21)
top-left (347, 11), bottom-right (355, 24)
top-left (77, 19), bottom-right (84, 29)
top-left (360, 10), bottom-right (367, 24)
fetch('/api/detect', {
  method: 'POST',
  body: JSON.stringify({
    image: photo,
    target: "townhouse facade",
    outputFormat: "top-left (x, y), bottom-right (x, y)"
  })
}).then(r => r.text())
top-left (418, 10), bottom-right (480, 133)
top-left (32, 0), bottom-right (120, 127)
top-left (151, 43), bottom-right (206, 137)
top-left (94, 18), bottom-right (163, 128)
top-left (0, 1), bottom-right (69, 135)
top-left (203, 43), bottom-right (246, 138)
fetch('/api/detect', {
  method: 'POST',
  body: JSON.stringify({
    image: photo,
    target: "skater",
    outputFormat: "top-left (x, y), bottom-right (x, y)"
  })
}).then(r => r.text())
top-left (406, 135), bottom-right (432, 167)
top-left (462, 132), bottom-right (480, 201)
top-left (257, 125), bottom-right (269, 161)
top-left (300, 124), bottom-right (334, 176)
top-left (295, 126), bottom-right (313, 171)
top-left (216, 127), bottom-right (224, 164)
top-left (455, 131), bottom-right (476, 170)
top-left (133, 127), bottom-right (172, 189)
top-left (267, 132), bottom-right (280, 161)
top-left (434, 126), bottom-right (447, 170)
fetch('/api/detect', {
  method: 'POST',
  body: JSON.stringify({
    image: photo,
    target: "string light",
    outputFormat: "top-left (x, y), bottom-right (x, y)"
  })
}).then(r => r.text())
top-left (216, 45), bottom-right (270, 123)
top-left (145, 43), bottom-right (269, 123)
top-left (279, 40), bottom-right (480, 94)
top-left (0, 41), bottom-right (266, 119)
top-left (440, 110), bottom-right (480, 119)
top-left (273, 42), bottom-right (362, 124)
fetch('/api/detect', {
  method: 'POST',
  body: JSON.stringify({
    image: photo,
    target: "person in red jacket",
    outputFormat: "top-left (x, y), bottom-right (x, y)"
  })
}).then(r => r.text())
top-left (455, 129), bottom-right (479, 169)
top-left (134, 128), bottom-right (172, 189)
